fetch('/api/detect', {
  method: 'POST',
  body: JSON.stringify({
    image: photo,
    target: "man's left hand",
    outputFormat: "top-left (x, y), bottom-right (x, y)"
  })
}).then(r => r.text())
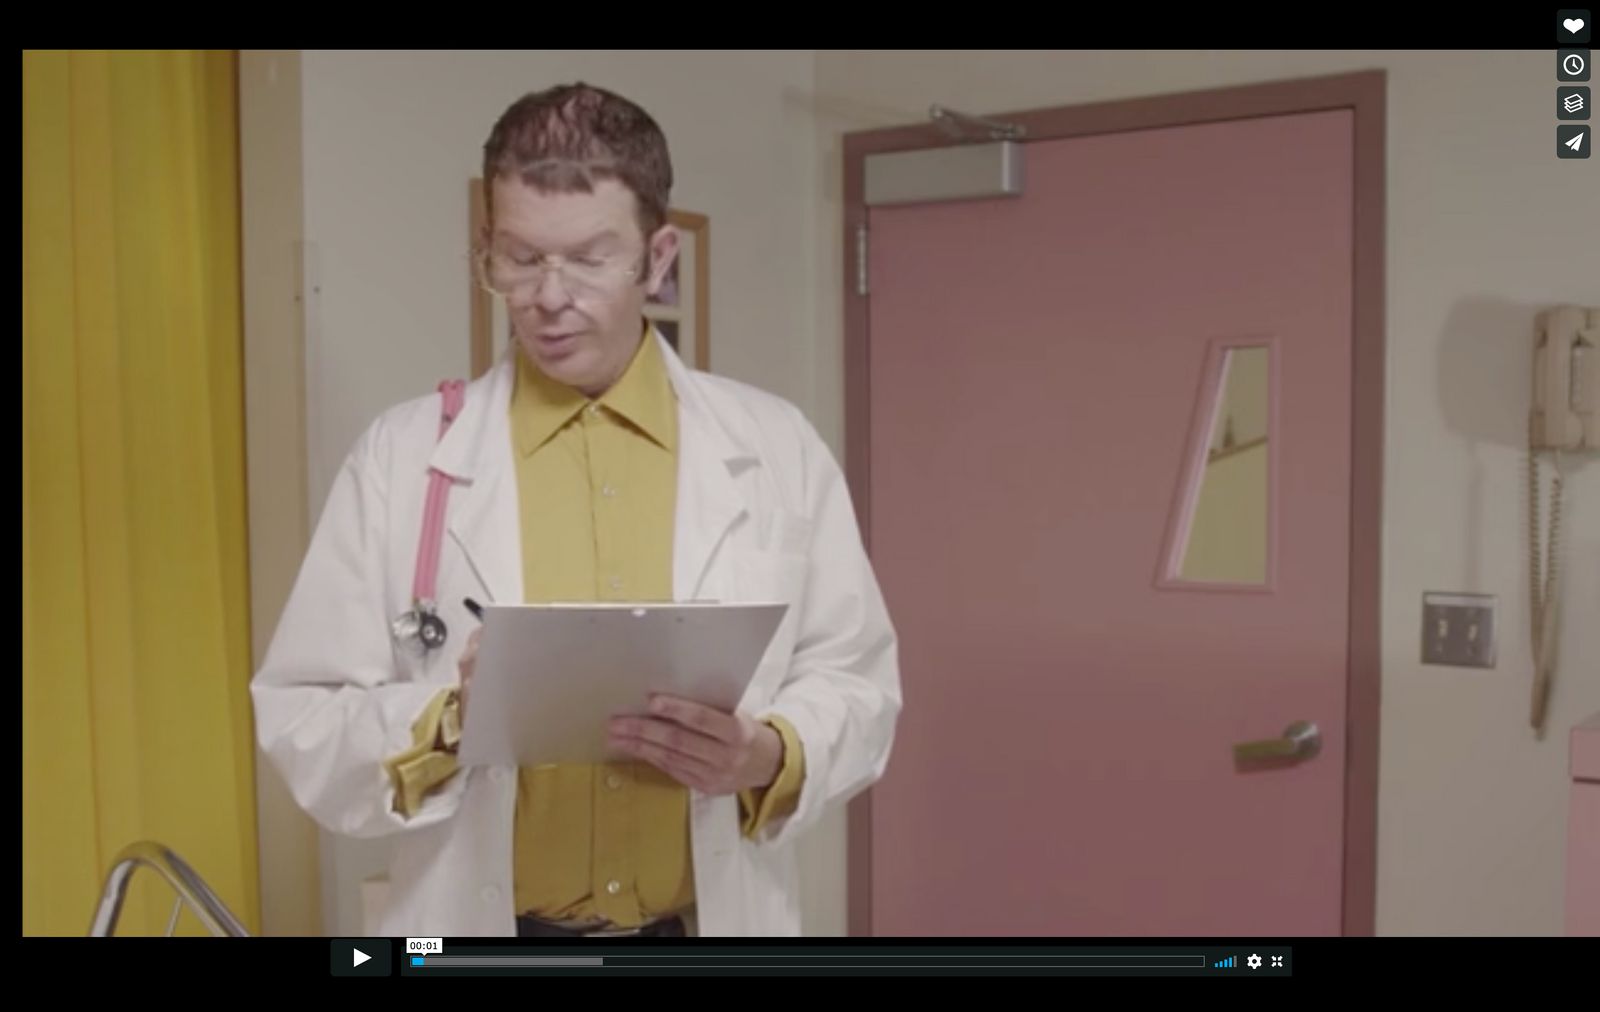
top-left (608, 695), bottom-right (783, 795)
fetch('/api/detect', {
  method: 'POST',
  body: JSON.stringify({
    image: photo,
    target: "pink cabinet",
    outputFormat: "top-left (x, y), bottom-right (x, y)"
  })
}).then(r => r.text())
top-left (1568, 711), bottom-right (1600, 937)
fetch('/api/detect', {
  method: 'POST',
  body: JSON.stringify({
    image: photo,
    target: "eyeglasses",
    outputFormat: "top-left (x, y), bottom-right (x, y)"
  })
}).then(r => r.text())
top-left (473, 246), bottom-right (645, 299)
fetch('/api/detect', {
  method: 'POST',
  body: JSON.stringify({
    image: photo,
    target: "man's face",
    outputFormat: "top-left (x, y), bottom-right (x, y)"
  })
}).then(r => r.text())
top-left (487, 176), bottom-right (678, 396)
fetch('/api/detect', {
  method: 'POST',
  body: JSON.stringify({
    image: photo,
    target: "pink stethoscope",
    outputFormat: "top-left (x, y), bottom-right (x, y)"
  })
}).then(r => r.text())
top-left (389, 380), bottom-right (466, 655)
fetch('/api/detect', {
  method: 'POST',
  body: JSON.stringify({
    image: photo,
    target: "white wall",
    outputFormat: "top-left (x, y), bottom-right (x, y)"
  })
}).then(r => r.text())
top-left (286, 49), bottom-right (845, 936)
top-left (239, 49), bottom-right (323, 937)
top-left (809, 49), bottom-right (1600, 936)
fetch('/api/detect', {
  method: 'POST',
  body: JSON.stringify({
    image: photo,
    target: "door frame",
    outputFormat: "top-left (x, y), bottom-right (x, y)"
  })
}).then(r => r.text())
top-left (842, 70), bottom-right (1386, 937)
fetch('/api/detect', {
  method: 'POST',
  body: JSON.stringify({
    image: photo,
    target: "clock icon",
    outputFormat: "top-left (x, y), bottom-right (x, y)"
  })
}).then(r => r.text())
top-left (1560, 50), bottom-right (1592, 81)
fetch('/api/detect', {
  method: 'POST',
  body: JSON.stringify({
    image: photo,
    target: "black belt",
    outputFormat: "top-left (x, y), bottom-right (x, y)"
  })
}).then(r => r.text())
top-left (516, 914), bottom-right (687, 938)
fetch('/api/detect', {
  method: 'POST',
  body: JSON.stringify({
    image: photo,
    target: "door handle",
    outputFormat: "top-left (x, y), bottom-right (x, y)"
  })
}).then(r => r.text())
top-left (1233, 721), bottom-right (1321, 762)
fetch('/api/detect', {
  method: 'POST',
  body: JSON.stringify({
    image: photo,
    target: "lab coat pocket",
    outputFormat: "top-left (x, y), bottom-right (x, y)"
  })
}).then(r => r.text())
top-left (737, 548), bottom-right (809, 608)
top-left (767, 508), bottom-right (813, 557)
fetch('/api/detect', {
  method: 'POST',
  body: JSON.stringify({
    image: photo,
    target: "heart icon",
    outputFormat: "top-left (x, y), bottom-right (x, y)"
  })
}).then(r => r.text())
top-left (1566, 18), bottom-right (1586, 33)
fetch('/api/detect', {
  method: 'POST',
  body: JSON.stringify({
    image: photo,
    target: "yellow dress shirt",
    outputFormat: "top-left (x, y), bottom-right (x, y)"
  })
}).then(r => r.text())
top-left (384, 328), bottom-right (804, 928)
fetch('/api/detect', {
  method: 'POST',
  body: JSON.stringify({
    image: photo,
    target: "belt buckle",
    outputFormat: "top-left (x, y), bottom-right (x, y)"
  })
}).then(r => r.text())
top-left (520, 914), bottom-right (671, 937)
top-left (584, 922), bottom-right (649, 938)
top-left (548, 918), bottom-right (610, 936)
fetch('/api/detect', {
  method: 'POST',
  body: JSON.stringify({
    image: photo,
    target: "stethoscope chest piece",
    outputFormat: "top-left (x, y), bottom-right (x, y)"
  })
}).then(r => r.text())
top-left (391, 601), bottom-right (447, 654)
top-left (418, 610), bottom-right (448, 650)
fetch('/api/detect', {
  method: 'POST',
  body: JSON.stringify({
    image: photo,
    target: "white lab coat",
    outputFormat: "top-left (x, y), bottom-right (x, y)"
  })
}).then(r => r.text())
top-left (251, 332), bottom-right (901, 937)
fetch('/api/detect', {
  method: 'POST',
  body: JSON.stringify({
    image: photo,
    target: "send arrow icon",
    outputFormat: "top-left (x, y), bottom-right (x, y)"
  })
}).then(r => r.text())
top-left (353, 949), bottom-right (372, 968)
top-left (1559, 126), bottom-right (1590, 158)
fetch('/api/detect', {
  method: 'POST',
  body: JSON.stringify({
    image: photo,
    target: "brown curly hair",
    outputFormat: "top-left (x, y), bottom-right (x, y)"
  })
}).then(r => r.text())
top-left (482, 82), bottom-right (673, 240)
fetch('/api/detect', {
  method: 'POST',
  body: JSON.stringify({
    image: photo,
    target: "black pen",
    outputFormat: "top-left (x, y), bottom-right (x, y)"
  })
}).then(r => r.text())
top-left (463, 598), bottom-right (485, 622)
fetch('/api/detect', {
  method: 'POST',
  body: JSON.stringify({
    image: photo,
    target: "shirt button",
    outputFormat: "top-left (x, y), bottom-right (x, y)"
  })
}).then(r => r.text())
top-left (606, 773), bottom-right (623, 790)
top-left (586, 403), bottom-right (600, 416)
top-left (601, 484), bottom-right (617, 498)
top-left (481, 885), bottom-right (501, 903)
top-left (608, 577), bottom-right (623, 591)
top-left (606, 880), bottom-right (622, 896)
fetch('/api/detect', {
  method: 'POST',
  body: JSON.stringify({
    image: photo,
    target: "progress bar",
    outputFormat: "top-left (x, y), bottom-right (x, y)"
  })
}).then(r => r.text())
top-left (399, 948), bottom-right (1294, 976)
top-left (411, 955), bottom-right (1204, 968)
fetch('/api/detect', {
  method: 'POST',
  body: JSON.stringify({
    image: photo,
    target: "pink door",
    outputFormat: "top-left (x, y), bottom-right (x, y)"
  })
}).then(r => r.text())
top-left (863, 109), bottom-right (1359, 935)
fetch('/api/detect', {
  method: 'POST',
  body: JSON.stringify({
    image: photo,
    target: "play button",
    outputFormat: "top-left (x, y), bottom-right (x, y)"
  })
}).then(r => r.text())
top-left (331, 939), bottom-right (391, 976)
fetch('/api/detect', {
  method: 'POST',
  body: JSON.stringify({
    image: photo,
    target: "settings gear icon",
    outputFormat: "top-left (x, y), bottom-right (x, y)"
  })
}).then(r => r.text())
top-left (1247, 954), bottom-right (1263, 969)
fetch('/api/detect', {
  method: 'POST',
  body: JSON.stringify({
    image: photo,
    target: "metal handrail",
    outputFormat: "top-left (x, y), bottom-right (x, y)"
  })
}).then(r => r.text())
top-left (89, 841), bottom-right (251, 937)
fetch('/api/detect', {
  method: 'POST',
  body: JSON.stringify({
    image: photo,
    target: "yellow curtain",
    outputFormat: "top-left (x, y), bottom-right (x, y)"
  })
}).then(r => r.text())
top-left (22, 50), bottom-right (260, 936)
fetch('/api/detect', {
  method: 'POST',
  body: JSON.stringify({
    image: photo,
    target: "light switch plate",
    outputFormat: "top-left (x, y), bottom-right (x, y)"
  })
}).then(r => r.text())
top-left (1422, 592), bottom-right (1497, 668)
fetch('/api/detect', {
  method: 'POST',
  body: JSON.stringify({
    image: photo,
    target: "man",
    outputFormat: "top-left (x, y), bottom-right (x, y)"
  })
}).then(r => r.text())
top-left (250, 82), bottom-right (901, 938)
